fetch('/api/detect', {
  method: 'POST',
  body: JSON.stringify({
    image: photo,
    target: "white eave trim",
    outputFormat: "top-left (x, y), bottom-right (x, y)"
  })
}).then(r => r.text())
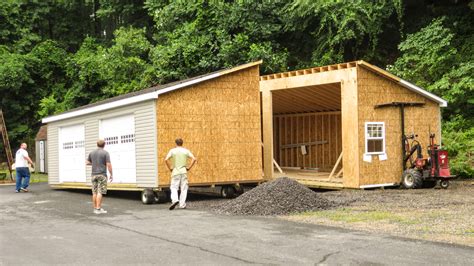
top-left (399, 79), bottom-right (448, 107)
top-left (42, 92), bottom-right (159, 123)
top-left (42, 72), bottom-right (223, 123)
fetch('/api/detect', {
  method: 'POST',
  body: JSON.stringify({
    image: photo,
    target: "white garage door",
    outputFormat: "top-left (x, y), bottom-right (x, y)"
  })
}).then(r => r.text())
top-left (100, 115), bottom-right (136, 183)
top-left (59, 124), bottom-right (86, 183)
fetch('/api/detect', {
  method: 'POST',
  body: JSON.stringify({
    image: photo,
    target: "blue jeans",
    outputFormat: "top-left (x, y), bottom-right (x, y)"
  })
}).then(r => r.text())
top-left (15, 167), bottom-right (30, 191)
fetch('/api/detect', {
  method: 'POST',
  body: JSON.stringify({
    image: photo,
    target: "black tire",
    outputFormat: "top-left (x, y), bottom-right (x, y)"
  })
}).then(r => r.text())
top-left (154, 191), bottom-right (168, 203)
top-left (221, 186), bottom-right (236, 198)
top-left (401, 169), bottom-right (423, 189)
top-left (141, 189), bottom-right (155, 204)
top-left (235, 185), bottom-right (245, 195)
top-left (422, 180), bottom-right (437, 188)
top-left (440, 180), bottom-right (450, 189)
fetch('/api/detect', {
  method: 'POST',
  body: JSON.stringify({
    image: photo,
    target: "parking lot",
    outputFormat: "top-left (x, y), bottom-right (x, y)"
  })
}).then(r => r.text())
top-left (1, 183), bottom-right (473, 265)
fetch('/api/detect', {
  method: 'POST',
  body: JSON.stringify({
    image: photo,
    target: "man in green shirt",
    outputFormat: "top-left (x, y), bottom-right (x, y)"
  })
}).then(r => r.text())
top-left (165, 138), bottom-right (196, 210)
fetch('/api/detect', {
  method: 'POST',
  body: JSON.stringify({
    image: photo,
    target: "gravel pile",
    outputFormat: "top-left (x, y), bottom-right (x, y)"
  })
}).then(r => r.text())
top-left (215, 177), bottom-right (339, 216)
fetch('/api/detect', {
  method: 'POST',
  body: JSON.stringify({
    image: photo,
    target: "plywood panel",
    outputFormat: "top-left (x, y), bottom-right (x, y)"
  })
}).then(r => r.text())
top-left (274, 112), bottom-right (342, 172)
top-left (341, 68), bottom-right (360, 188)
top-left (157, 66), bottom-right (263, 186)
top-left (357, 67), bottom-right (441, 186)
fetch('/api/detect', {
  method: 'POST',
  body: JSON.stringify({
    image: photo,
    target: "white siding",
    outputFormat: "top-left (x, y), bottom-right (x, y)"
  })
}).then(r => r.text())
top-left (46, 100), bottom-right (157, 188)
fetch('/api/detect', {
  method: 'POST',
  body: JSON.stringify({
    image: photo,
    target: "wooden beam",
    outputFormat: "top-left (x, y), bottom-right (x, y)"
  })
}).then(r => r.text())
top-left (329, 152), bottom-right (343, 180)
top-left (341, 68), bottom-right (360, 188)
top-left (262, 89), bottom-right (274, 180)
top-left (260, 69), bottom-right (352, 92)
top-left (273, 158), bottom-right (284, 174)
top-left (334, 168), bottom-right (343, 179)
top-left (274, 111), bottom-right (341, 118)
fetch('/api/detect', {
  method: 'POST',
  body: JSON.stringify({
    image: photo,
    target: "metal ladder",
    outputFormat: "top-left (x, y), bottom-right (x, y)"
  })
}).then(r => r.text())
top-left (0, 109), bottom-right (14, 180)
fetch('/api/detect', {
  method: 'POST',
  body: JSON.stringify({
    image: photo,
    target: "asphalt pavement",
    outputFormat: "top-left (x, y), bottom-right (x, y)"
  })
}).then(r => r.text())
top-left (1, 183), bottom-right (473, 265)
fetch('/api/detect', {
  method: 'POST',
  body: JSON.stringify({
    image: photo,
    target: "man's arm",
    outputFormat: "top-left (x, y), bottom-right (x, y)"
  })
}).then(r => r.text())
top-left (164, 150), bottom-right (173, 172)
top-left (165, 159), bottom-right (173, 172)
top-left (186, 157), bottom-right (197, 171)
top-left (23, 151), bottom-right (34, 166)
top-left (86, 154), bottom-right (91, 165)
top-left (186, 151), bottom-right (197, 171)
top-left (107, 162), bottom-right (113, 182)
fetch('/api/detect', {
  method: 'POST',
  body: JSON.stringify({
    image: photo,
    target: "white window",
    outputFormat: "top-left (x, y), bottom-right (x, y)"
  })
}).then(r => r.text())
top-left (365, 122), bottom-right (385, 155)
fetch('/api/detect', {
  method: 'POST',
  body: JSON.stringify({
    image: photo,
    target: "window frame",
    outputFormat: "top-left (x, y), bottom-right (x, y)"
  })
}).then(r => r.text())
top-left (364, 122), bottom-right (386, 155)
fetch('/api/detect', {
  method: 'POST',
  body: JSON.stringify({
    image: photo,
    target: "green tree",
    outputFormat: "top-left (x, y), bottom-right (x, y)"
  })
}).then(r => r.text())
top-left (284, 0), bottom-right (403, 67)
top-left (145, 0), bottom-right (289, 82)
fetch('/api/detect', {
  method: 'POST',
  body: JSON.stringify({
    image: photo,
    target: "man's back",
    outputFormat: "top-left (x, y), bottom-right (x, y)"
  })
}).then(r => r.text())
top-left (88, 149), bottom-right (110, 176)
top-left (166, 147), bottom-right (194, 176)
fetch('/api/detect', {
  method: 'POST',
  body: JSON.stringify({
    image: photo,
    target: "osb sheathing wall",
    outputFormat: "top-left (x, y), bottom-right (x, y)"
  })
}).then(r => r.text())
top-left (357, 67), bottom-right (441, 186)
top-left (156, 66), bottom-right (262, 186)
top-left (273, 113), bottom-right (342, 171)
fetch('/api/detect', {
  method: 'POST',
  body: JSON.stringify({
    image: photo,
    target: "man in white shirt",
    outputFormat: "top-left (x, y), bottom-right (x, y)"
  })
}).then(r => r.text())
top-left (15, 143), bottom-right (34, 193)
top-left (165, 138), bottom-right (196, 210)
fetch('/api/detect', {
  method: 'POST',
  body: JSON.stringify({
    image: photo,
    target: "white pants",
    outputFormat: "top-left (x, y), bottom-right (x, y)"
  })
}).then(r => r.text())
top-left (170, 174), bottom-right (188, 208)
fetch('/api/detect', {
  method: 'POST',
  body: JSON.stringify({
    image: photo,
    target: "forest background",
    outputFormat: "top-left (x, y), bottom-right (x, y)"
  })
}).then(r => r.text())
top-left (0, 0), bottom-right (472, 177)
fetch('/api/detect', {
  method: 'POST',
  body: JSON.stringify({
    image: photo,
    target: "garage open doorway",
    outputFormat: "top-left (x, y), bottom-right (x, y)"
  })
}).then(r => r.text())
top-left (271, 83), bottom-right (343, 187)
top-left (260, 62), bottom-right (360, 188)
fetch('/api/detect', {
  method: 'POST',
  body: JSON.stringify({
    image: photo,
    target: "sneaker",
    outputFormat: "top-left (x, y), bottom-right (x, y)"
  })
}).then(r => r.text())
top-left (179, 206), bottom-right (186, 209)
top-left (15, 190), bottom-right (20, 193)
top-left (98, 208), bottom-right (107, 214)
top-left (20, 188), bottom-right (29, 192)
top-left (169, 201), bottom-right (179, 210)
top-left (93, 209), bottom-right (101, 214)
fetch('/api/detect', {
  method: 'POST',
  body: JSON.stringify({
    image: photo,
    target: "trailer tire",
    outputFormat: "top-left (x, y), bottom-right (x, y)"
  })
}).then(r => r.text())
top-left (154, 191), bottom-right (168, 203)
top-left (440, 180), bottom-right (449, 189)
top-left (422, 180), bottom-right (437, 189)
top-left (221, 186), bottom-right (236, 198)
top-left (141, 189), bottom-right (155, 204)
top-left (401, 169), bottom-right (423, 189)
top-left (235, 185), bottom-right (245, 195)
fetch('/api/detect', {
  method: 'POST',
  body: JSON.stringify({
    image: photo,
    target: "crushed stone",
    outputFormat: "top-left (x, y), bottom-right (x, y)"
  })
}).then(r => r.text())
top-left (214, 177), bottom-right (340, 216)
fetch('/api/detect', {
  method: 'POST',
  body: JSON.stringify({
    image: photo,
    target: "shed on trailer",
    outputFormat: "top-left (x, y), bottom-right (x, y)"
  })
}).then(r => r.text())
top-left (35, 125), bottom-right (48, 173)
top-left (260, 61), bottom-right (448, 189)
top-left (42, 61), bottom-right (263, 202)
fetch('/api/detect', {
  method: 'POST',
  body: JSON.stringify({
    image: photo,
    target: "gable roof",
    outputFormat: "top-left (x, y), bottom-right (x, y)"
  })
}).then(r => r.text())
top-left (42, 61), bottom-right (262, 123)
top-left (35, 125), bottom-right (47, 140)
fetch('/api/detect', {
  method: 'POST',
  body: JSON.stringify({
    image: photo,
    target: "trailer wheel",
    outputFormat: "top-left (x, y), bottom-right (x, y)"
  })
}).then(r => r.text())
top-left (141, 189), bottom-right (155, 204)
top-left (221, 186), bottom-right (236, 198)
top-left (422, 180), bottom-right (437, 189)
top-left (401, 169), bottom-right (423, 189)
top-left (235, 185), bottom-right (245, 195)
top-left (154, 191), bottom-right (168, 203)
top-left (440, 180), bottom-right (449, 189)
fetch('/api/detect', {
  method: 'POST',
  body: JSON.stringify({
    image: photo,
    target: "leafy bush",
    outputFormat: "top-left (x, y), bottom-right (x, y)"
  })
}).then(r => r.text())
top-left (442, 117), bottom-right (474, 178)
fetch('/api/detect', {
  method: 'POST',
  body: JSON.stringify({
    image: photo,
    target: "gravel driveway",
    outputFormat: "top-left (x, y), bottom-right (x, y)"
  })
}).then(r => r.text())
top-left (284, 180), bottom-right (474, 247)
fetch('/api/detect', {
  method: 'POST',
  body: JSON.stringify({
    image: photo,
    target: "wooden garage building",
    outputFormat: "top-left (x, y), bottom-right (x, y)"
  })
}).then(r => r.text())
top-left (260, 61), bottom-right (447, 189)
top-left (42, 61), bottom-right (263, 196)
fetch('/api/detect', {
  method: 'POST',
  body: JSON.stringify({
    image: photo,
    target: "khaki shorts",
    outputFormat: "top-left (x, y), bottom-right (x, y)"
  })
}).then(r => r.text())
top-left (91, 175), bottom-right (107, 195)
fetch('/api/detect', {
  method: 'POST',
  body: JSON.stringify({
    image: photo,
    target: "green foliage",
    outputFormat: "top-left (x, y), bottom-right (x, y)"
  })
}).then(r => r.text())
top-left (285, 0), bottom-right (403, 67)
top-left (442, 116), bottom-right (474, 178)
top-left (389, 18), bottom-right (456, 89)
top-left (431, 62), bottom-right (474, 119)
top-left (146, 0), bottom-right (289, 81)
